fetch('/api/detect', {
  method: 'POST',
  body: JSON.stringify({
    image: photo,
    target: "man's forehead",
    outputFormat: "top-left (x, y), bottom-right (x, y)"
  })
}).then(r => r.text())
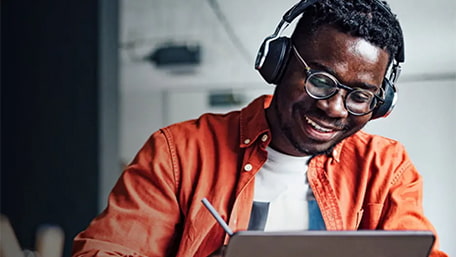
top-left (349, 39), bottom-right (384, 64)
top-left (303, 25), bottom-right (388, 56)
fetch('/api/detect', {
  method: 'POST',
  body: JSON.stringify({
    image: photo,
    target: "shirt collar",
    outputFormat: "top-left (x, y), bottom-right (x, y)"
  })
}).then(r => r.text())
top-left (239, 95), bottom-right (272, 148)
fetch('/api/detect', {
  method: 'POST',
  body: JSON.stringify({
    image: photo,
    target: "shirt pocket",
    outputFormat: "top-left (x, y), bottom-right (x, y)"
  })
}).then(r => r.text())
top-left (357, 203), bottom-right (384, 229)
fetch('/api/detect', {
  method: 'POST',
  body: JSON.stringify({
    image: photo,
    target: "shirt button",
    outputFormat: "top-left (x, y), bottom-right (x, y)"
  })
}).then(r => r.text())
top-left (244, 139), bottom-right (251, 144)
top-left (244, 163), bottom-right (253, 172)
top-left (261, 134), bottom-right (268, 142)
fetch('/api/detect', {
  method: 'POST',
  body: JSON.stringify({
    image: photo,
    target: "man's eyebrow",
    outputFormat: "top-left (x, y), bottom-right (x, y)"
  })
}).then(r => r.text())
top-left (308, 61), bottom-right (380, 91)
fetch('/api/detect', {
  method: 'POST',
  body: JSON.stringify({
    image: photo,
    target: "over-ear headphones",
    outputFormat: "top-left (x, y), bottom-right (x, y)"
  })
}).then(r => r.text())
top-left (255, 0), bottom-right (404, 119)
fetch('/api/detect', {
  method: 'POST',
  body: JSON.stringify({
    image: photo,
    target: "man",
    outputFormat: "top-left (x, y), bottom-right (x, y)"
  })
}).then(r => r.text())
top-left (72, 0), bottom-right (448, 256)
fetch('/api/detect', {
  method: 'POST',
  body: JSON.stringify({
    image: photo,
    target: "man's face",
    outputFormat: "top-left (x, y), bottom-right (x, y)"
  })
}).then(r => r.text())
top-left (266, 25), bottom-right (390, 156)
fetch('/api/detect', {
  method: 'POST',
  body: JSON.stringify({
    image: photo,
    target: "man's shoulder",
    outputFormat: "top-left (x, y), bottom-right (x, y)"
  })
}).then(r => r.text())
top-left (344, 130), bottom-right (406, 153)
top-left (153, 110), bottom-right (242, 151)
top-left (164, 109), bottom-right (241, 133)
top-left (336, 131), bottom-right (412, 174)
top-left (353, 130), bottom-right (399, 144)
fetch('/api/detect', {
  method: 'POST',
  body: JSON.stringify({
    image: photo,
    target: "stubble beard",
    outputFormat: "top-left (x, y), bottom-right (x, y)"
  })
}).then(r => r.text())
top-left (276, 101), bottom-right (340, 156)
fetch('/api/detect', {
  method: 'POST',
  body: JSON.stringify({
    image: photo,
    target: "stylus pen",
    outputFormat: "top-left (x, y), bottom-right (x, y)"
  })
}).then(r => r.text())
top-left (201, 198), bottom-right (234, 236)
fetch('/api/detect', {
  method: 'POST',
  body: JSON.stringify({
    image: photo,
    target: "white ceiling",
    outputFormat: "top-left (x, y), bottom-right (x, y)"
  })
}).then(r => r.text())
top-left (119, 0), bottom-right (456, 91)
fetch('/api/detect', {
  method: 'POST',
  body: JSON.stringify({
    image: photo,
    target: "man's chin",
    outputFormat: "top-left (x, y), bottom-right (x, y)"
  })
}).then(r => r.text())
top-left (295, 145), bottom-right (334, 156)
top-left (282, 122), bottom-right (344, 156)
top-left (292, 139), bottom-right (339, 156)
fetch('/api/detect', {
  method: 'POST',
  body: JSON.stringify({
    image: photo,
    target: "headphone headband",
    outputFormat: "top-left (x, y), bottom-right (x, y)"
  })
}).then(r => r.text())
top-left (283, 0), bottom-right (319, 22)
top-left (280, 0), bottom-right (405, 63)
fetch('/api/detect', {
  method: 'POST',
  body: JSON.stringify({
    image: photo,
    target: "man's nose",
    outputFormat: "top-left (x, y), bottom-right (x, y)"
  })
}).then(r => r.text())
top-left (315, 90), bottom-right (349, 118)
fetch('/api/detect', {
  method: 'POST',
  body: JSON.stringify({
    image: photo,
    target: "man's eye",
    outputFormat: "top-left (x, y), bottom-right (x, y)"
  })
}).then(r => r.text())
top-left (309, 75), bottom-right (334, 88)
top-left (350, 90), bottom-right (372, 103)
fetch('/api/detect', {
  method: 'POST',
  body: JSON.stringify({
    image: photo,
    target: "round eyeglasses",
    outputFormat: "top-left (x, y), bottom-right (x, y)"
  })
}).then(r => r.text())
top-left (292, 45), bottom-right (385, 116)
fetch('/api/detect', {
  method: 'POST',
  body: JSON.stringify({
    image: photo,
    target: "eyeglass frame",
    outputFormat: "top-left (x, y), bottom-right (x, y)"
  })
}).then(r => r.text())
top-left (291, 44), bottom-right (386, 116)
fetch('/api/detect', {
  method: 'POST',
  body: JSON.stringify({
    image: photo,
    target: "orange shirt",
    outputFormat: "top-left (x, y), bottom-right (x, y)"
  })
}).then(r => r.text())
top-left (72, 95), bottom-right (447, 257)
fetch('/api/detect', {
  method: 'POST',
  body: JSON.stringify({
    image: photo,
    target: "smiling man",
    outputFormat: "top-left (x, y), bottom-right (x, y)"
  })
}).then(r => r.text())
top-left (72, 0), bottom-right (448, 257)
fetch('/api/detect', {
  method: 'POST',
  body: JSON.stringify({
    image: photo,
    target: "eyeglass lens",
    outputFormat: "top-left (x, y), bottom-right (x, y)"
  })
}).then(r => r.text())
top-left (306, 73), bottom-right (377, 115)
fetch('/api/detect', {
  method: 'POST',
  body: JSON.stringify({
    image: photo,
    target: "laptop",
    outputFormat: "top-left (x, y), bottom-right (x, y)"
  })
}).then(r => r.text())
top-left (224, 230), bottom-right (435, 257)
top-left (200, 198), bottom-right (435, 257)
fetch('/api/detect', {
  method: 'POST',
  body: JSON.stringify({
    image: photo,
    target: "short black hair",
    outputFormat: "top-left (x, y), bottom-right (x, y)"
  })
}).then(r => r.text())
top-left (291, 0), bottom-right (403, 63)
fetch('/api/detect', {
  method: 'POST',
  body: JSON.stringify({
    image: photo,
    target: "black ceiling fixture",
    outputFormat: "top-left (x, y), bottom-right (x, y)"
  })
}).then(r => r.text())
top-left (145, 43), bottom-right (201, 67)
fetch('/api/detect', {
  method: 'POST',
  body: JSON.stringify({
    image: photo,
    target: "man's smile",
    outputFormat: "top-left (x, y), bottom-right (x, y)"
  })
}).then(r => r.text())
top-left (301, 116), bottom-right (340, 142)
top-left (305, 116), bottom-right (335, 133)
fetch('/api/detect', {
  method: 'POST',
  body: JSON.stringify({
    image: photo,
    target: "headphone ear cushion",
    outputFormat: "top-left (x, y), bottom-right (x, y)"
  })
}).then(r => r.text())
top-left (257, 37), bottom-right (292, 84)
top-left (371, 79), bottom-right (397, 119)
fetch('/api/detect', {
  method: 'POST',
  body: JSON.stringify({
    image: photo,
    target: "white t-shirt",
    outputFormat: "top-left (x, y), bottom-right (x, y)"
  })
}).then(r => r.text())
top-left (249, 146), bottom-right (313, 231)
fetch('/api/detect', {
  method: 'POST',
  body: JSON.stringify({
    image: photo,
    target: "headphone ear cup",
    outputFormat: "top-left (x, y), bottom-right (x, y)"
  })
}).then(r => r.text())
top-left (256, 37), bottom-right (292, 84)
top-left (371, 78), bottom-right (397, 119)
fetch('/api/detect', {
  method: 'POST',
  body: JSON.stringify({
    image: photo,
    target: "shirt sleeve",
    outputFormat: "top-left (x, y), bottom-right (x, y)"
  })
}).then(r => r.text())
top-left (379, 155), bottom-right (448, 257)
top-left (71, 130), bottom-right (182, 257)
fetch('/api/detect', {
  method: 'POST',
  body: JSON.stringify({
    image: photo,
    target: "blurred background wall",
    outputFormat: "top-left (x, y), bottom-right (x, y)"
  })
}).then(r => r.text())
top-left (1, 0), bottom-right (455, 256)
top-left (1, 1), bottom-right (119, 256)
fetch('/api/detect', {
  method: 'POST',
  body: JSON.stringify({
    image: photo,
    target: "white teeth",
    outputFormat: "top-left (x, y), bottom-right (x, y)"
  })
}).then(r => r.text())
top-left (305, 117), bottom-right (333, 132)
